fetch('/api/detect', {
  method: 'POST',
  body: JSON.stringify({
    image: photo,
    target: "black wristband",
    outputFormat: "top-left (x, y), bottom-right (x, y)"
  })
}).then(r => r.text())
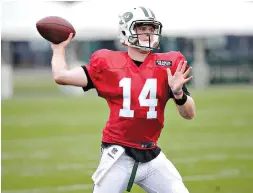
top-left (174, 93), bottom-right (188, 106)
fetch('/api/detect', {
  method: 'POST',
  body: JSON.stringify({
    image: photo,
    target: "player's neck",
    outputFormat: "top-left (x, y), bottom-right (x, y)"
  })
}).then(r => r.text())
top-left (128, 47), bottom-right (150, 62)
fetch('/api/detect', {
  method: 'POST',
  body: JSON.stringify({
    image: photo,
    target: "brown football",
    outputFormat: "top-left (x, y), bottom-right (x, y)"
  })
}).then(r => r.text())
top-left (36, 16), bottom-right (76, 44)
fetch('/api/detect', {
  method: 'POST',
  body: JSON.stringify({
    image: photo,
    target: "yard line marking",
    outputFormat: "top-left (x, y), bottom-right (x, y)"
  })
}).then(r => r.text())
top-left (2, 134), bottom-right (96, 144)
top-left (2, 184), bottom-right (93, 193)
top-left (183, 169), bottom-right (253, 181)
top-left (2, 154), bottom-right (253, 177)
top-left (172, 154), bottom-right (253, 164)
top-left (2, 163), bottom-right (98, 177)
top-left (2, 148), bottom-right (100, 160)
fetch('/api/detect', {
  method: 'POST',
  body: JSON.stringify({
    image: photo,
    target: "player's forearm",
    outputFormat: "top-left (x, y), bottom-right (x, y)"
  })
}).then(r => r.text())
top-left (174, 94), bottom-right (196, 120)
top-left (51, 48), bottom-right (68, 82)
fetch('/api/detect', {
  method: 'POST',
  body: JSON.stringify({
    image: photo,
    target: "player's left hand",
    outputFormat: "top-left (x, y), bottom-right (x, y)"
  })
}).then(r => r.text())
top-left (167, 60), bottom-right (193, 92)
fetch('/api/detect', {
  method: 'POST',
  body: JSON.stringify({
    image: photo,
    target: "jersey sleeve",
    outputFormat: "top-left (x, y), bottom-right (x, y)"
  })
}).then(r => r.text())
top-left (81, 49), bottom-right (109, 95)
top-left (170, 52), bottom-right (187, 75)
top-left (81, 65), bottom-right (95, 91)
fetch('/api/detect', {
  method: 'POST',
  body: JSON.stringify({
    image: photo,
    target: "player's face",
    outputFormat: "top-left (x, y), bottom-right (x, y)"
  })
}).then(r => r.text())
top-left (135, 25), bottom-right (155, 42)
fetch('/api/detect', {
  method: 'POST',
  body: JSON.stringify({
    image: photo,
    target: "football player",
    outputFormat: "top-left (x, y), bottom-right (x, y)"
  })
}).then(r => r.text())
top-left (51, 6), bottom-right (196, 193)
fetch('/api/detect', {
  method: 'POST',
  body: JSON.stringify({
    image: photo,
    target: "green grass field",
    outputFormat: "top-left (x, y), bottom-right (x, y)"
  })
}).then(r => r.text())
top-left (2, 86), bottom-right (253, 193)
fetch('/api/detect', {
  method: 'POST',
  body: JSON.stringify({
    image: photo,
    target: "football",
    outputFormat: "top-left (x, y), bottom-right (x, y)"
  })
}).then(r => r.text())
top-left (36, 16), bottom-right (76, 44)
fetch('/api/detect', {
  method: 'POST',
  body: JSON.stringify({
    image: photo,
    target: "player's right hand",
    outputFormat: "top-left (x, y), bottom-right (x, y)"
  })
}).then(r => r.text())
top-left (51, 33), bottom-right (73, 51)
top-left (167, 60), bottom-right (193, 92)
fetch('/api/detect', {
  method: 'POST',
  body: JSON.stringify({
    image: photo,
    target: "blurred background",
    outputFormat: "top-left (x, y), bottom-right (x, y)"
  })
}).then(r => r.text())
top-left (1, 1), bottom-right (253, 193)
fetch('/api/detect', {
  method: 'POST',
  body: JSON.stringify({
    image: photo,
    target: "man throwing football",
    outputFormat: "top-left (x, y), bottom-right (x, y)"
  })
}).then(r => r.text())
top-left (51, 6), bottom-right (195, 193)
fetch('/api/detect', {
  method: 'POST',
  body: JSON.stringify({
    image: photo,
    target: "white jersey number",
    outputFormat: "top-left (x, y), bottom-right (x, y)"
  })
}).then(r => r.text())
top-left (119, 78), bottom-right (158, 119)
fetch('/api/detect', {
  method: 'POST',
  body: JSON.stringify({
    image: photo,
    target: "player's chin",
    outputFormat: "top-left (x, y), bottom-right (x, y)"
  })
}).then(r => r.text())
top-left (139, 49), bottom-right (150, 54)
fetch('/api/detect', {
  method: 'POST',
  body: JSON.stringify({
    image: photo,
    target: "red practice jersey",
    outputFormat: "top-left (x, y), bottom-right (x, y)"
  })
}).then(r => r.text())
top-left (85, 49), bottom-right (186, 149)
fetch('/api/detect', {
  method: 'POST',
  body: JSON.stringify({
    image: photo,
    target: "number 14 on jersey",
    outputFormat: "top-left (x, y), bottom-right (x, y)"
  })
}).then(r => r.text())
top-left (119, 78), bottom-right (158, 119)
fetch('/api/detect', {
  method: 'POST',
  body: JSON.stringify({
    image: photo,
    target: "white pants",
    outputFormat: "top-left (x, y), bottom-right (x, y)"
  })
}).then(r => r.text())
top-left (92, 145), bottom-right (189, 193)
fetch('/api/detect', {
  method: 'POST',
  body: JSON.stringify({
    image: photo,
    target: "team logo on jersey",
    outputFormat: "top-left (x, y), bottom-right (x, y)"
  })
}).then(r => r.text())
top-left (156, 60), bottom-right (172, 67)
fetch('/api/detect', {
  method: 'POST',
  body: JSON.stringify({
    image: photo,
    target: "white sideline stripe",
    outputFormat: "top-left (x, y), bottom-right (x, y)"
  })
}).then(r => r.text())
top-left (2, 184), bottom-right (93, 193)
